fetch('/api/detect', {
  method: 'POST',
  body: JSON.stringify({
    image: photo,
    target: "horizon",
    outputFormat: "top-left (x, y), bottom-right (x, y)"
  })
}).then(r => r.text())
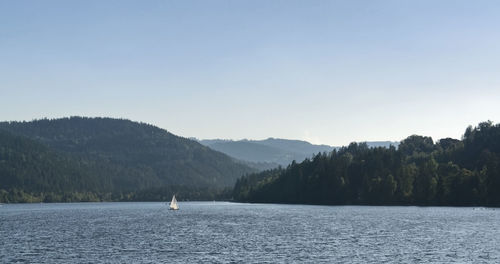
top-left (0, 115), bottom-right (480, 147)
top-left (2, 1), bottom-right (499, 146)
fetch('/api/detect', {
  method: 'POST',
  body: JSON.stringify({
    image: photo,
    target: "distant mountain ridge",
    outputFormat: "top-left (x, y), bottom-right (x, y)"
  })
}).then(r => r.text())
top-left (362, 141), bottom-right (399, 148)
top-left (199, 138), bottom-right (399, 169)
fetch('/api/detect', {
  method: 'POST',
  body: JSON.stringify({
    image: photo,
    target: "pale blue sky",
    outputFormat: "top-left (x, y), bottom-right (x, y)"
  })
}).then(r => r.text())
top-left (1, 0), bottom-right (499, 146)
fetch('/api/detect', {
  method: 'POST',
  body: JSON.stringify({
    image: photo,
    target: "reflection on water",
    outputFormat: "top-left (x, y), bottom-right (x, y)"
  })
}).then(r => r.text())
top-left (1, 202), bottom-right (499, 263)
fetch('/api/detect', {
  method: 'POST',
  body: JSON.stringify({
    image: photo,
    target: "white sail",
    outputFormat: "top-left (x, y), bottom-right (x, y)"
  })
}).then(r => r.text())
top-left (169, 195), bottom-right (179, 210)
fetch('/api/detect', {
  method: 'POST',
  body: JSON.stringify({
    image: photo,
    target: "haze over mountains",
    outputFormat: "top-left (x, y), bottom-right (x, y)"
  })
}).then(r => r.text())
top-left (199, 138), bottom-right (398, 170)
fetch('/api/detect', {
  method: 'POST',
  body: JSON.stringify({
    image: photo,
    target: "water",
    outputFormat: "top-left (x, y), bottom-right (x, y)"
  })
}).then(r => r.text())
top-left (1, 202), bottom-right (499, 263)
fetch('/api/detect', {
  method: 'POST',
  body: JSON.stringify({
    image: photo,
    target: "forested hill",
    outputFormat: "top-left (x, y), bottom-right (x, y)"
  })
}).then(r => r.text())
top-left (0, 117), bottom-right (254, 202)
top-left (233, 121), bottom-right (500, 207)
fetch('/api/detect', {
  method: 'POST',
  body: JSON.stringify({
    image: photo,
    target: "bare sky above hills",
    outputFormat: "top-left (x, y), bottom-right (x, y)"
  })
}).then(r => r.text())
top-left (1, 0), bottom-right (499, 145)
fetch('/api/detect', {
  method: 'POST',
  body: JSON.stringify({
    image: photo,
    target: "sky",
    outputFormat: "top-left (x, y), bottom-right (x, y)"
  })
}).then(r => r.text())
top-left (1, 0), bottom-right (499, 146)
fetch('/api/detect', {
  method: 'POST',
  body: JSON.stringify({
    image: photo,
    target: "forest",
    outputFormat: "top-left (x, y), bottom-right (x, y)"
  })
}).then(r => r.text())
top-left (2, 118), bottom-right (499, 206)
top-left (233, 121), bottom-right (500, 206)
top-left (0, 117), bottom-right (253, 203)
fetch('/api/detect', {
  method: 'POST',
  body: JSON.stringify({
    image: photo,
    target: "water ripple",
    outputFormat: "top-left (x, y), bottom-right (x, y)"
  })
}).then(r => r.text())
top-left (1, 202), bottom-right (499, 263)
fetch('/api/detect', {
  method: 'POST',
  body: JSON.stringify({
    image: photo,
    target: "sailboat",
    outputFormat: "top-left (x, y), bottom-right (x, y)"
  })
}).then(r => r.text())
top-left (169, 195), bottom-right (179, 210)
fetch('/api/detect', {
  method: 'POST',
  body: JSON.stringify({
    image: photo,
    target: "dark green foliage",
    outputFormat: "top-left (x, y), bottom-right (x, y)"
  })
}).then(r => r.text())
top-left (0, 117), bottom-right (254, 203)
top-left (233, 122), bottom-right (500, 207)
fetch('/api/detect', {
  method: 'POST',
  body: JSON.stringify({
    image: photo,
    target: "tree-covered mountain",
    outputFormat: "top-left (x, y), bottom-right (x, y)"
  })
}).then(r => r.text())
top-left (233, 121), bottom-right (500, 207)
top-left (199, 138), bottom-right (398, 170)
top-left (0, 129), bottom-right (106, 201)
top-left (0, 117), bottom-right (255, 202)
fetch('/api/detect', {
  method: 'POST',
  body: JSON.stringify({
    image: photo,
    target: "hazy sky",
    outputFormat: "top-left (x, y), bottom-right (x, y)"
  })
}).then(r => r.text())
top-left (1, 0), bottom-right (499, 146)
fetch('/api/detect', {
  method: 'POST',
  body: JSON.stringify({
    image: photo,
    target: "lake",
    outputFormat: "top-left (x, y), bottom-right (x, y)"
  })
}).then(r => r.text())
top-left (1, 202), bottom-right (499, 263)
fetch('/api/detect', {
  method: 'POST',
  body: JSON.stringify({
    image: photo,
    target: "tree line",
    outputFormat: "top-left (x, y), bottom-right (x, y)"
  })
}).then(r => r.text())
top-left (233, 121), bottom-right (500, 206)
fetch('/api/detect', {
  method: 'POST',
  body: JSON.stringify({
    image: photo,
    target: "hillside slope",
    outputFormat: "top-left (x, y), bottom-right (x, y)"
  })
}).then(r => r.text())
top-left (0, 117), bottom-right (255, 202)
